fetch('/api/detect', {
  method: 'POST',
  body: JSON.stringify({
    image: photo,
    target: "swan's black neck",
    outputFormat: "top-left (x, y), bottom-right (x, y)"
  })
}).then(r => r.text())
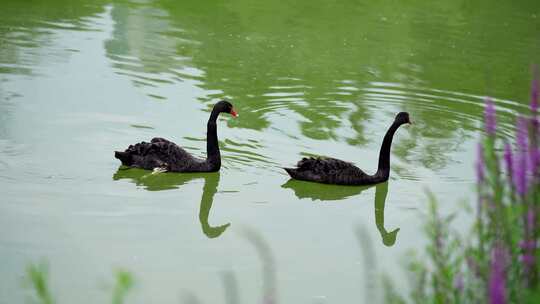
top-left (374, 121), bottom-right (401, 180)
top-left (206, 110), bottom-right (221, 171)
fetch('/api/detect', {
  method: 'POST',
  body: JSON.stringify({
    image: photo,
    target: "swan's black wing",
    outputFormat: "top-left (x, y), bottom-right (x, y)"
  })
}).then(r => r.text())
top-left (115, 137), bottom-right (203, 171)
top-left (284, 157), bottom-right (370, 185)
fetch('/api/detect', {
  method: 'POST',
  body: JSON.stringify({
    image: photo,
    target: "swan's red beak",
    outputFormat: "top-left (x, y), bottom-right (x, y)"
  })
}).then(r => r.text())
top-left (230, 108), bottom-right (238, 118)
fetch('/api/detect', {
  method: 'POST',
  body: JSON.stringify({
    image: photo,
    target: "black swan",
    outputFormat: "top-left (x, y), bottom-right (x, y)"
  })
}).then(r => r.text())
top-left (284, 112), bottom-right (411, 185)
top-left (114, 100), bottom-right (237, 172)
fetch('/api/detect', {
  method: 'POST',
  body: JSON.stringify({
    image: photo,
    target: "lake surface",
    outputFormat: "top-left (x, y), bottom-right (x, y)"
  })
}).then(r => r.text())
top-left (1, 0), bottom-right (539, 302)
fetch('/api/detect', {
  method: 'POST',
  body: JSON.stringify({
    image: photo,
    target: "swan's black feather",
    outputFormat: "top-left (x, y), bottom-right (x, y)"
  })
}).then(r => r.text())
top-left (285, 157), bottom-right (372, 185)
top-left (297, 157), bottom-right (356, 173)
top-left (115, 138), bottom-right (205, 172)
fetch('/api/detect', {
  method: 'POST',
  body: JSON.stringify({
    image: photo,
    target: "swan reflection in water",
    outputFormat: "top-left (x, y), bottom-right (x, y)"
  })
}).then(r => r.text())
top-left (113, 167), bottom-right (230, 238)
top-left (282, 179), bottom-right (400, 246)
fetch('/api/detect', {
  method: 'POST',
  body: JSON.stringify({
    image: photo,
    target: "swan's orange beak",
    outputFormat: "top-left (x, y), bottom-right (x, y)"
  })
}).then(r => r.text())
top-left (230, 108), bottom-right (238, 118)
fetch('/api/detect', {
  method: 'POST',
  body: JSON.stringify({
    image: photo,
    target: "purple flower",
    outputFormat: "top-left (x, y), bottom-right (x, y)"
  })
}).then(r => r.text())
top-left (519, 200), bottom-right (537, 285)
top-left (503, 143), bottom-right (513, 179)
top-left (522, 210), bottom-right (537, 249)
top-left (520, 239), bottom-right (537, 250)
top-left (484, 97), bottom-right (497, 136)
top-left (520, 238), bottom-right (537, 264)
top-left (530, 145), bottom-right (540, 178)
top-left (516, 117), bottom-right (528, 150)
top-left (513, 117), bottom-right (529, 196)
top-left (521, 252), bottom-right (536, 267)
top-left (476, 143), bottom-right (485, 183)
top-left (533, 116), bottom-right (540, 133)
top-left (489, 244), bottom-right (508, 304)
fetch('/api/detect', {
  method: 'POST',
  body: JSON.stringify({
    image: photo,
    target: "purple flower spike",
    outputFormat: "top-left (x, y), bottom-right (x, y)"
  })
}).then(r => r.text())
top-left (520, 209), bottom-right (537, 283)
top-left (489, 244), bottom-right (508, 304)
top-left (520, 239), bottom-right (536, 270)
top-left (521, 252), bottom-right (536, 267)
top-left (476, 143), bottom-right (485, 183)
top-left (531, 145), bottom-right (540, 177)
top-left (516, 117), bottom-right (528, 149)
top-left (513, 117), bottom-right (529, 196)
top-left (504, 143), bottom-right (513, 179)
top-left (484, 97), bottom-right (497, 136)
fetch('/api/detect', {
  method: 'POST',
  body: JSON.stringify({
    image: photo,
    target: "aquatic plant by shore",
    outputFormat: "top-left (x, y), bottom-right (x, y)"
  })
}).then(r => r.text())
top-left (387, 73), bottom-right (540, 303)
top-left (25, 263), bottom-right (133, 304)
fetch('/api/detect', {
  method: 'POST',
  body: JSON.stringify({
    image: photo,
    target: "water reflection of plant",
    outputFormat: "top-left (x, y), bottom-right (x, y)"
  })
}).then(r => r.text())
top-left (384, 75), bottom-right (540, 303)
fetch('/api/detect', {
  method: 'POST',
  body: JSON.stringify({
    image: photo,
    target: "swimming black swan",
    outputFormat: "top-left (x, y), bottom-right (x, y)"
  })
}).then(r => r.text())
top-left (284, 112), bottom-right (411, 185)
top-left (114, 100), bottom-right (237, 172)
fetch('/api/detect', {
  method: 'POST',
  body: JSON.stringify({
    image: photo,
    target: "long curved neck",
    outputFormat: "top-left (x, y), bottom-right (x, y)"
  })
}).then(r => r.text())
top-left (206, 110), bottom-right (221, 171)
top-left (374, 121), bottom-right (401, 179)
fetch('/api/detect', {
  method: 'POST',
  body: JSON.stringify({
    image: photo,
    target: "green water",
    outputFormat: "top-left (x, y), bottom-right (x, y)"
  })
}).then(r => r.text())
top-left (1, 0), bottom-right (539, 302)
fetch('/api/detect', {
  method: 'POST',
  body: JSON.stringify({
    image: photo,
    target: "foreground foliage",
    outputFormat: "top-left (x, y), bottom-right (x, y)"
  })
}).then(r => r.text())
top-left (388, 73), bottom-right (540, 304)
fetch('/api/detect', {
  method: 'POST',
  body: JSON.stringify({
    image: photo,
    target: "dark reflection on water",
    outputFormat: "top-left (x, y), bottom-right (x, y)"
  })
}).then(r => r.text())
top-left (198, 173), bottom-right (230, 238)
top-left (113, 167), bottom-right (195, 191)
top-left (373, 182), bottom-right (399, 247)
top-left (113, 168), bottom-right (230, 238)
top-left (282, 179), bottom-right (368, 201)
top-left (282, 179), bottom-right (400, 246)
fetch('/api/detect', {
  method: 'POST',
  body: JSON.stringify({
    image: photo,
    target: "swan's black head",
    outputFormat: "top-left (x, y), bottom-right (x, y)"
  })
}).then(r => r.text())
top-left (214, 100), bottom-right (238, 117)
top-left (395, 112), bottom-right (411, 125)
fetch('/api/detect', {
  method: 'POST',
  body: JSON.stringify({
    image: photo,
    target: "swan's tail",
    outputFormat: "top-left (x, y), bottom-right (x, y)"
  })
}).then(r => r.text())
top-left (114, 151), bottom-right (133, 166)
top-left (284, 167), bottom-right (299, 178)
